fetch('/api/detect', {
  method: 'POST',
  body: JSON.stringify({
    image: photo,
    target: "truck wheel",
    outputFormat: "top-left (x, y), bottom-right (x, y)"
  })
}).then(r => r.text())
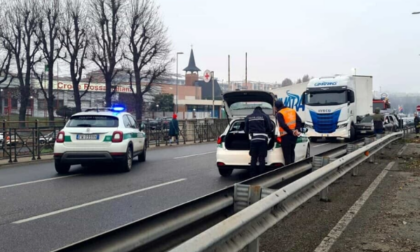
top-left (218, 167), bottom-right (233, 177)
top-left (55, 161), bottom-right (71, 174)
top-left (119, 146), bottom-right (133, 172)
top-left (346, 126), bottom-right (356, 142)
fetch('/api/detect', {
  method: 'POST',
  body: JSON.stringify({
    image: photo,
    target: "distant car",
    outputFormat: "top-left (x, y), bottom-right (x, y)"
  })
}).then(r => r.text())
top-left (355, 114), bottom-right (399, 135)
top-left (39, 131), bottom-right (59, 145)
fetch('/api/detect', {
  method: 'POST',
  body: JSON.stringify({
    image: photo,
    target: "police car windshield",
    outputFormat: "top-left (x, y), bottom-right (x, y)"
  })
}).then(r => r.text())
top-left (306, 91), bottom-right (347, 106)
top-left (67, 115), bottom-right (119, 127)
top-left (230, 102), bottom-right (273, 116)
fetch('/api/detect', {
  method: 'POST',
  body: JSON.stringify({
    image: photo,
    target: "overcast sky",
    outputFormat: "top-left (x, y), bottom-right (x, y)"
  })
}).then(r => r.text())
top-left (157, 0), bottom-right (420, 93)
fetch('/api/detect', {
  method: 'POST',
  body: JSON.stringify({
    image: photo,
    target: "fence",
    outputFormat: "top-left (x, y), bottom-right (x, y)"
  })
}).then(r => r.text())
top-left (0, 119), bottom-right (228, 163)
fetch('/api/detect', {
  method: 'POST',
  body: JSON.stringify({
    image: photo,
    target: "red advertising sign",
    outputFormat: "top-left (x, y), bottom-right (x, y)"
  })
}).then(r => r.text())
top-left (417, 105), bottom-right (420, 112)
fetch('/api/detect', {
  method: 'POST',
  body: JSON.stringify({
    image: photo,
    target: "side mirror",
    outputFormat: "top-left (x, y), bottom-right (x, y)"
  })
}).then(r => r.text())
top-left (300, 128), bottom-right (308, 133)
top-left (140, 123), bottom-right (145, 131)
top-left (348, 90), bottom-right (355, 103)
top-left (301, 92), bottom-right (306, 105)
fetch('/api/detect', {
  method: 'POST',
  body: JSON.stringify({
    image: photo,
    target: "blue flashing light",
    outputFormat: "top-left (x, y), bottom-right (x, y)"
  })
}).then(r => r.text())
top-left (112, 106), bottom-right (125, 112)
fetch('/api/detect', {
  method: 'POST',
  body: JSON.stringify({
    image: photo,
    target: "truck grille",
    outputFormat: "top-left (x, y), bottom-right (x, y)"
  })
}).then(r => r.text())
top-left (310, 110), bottom-right (341, 133)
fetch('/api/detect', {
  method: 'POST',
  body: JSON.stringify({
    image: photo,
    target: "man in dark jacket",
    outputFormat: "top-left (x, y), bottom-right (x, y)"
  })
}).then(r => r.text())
top-left (244, 107), bottom-right (273, 176)
top-left (275, 100), bottom-right (302, 165)
top-left (372, 108), bottom-right (384, 135)
top-left (414, 113), bottom-right (420, 135)
top-left (169, 114), bottom-right (179, 145)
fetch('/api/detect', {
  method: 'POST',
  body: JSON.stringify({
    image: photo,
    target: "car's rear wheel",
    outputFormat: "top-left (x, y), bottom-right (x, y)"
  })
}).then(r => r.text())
top-left (139, 142), bottom-right (147, 162)
top-left (119, 146), bottom-right (133, 172)
top-left (306, 145), bottom-right (311, 159)
top-left (218, 167), bottom-right (233, 177)
top-left (55, 161), bottom-right (71, 174)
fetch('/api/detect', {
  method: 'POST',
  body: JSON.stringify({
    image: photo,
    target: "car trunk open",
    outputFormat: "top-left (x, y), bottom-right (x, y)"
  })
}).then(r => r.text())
top-left (223, 90), bottom-right (275, 119)
top-left (224, 119), bottom-right (276, 151)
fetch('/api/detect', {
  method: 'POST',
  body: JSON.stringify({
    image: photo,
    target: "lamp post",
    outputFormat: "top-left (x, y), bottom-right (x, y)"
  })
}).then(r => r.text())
top-left (176, 52), bottom-right (184, 114)
top-left (211, 71), bottom-right (215, 118)
top-left (412, 12), bottom-right (420, 14)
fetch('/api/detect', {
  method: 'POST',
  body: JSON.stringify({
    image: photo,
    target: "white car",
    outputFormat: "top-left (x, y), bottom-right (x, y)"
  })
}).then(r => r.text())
top-left (54, 107), bottom-right (147, 174)
top-left (216, 90), bottom-right (310, 177)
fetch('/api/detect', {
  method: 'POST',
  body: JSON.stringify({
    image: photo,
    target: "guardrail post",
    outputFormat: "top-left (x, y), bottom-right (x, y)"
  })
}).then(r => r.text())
top-left (312, 156), bottom-right (333, 202)
top-left (347, 144), bottom-right (360, 176)
top-left (233, 184), bottom-right (262, 252)
top-left (364, 137), bottom-right (375, 163)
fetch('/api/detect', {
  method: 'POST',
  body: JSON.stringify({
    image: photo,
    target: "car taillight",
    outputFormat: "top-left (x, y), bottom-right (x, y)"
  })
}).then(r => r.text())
top-left (56, 131), bottom-right (65, 143)
top-left (217, 137), bottom-right (222, 144)
top-left (112, 131), bottom-right (123, 143)
top-left (217, 162), bottom-right (225, 166)
top-left (276, 136), bottom-right (282, 143)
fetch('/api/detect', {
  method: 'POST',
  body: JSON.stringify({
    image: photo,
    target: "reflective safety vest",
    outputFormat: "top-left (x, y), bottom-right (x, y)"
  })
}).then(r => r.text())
top-left (279, 108), bottom-right (297, 137)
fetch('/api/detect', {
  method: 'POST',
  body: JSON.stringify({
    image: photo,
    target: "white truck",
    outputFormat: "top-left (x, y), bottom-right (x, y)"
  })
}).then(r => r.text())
top-left (271, 82), bottom-right (307, 120)
top-left (302, 75), bottom-right (373, 142)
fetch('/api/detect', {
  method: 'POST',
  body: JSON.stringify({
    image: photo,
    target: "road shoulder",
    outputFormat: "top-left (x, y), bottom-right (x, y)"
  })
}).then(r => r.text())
top-left (328, 140), bottom-right (420, 252)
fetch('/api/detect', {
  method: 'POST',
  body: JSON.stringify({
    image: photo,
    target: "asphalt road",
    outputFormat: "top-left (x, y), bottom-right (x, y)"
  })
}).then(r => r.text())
top-left (0, 141), bottom-right (343, 252)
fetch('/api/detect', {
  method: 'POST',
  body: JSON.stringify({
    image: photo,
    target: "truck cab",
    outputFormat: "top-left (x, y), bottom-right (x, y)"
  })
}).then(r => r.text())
top-left (302, 75), bottom-right (372, 142)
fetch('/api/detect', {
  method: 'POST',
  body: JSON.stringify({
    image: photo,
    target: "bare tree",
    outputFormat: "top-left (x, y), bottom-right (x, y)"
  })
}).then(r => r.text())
top-left (34, 0), bottom-right (63, 123)
top-left (59, 0), bottom-right (91, 112)
top-left (90, 0), bottom-right (126, 107)
top-left (0, 44), bottom-right (13, 86)
top-left (126, 0), bottom-right (171, 120)
top-left (0, 0), bottom-right (42, 124)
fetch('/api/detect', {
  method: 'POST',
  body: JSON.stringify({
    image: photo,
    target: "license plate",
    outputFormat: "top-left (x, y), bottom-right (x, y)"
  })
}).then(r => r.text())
top-left (360, 131), bottom-right (366, 134)
top-left (77, 134), bottom-right (99, 140)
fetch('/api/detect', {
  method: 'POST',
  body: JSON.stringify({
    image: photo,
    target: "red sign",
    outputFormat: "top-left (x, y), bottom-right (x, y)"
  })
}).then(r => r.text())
top-left (417, 105), bottom-right (420, 112)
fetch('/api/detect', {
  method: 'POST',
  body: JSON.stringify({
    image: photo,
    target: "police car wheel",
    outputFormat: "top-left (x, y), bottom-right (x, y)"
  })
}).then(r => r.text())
top-left (218, 167), bottom-right (233, 177)
top-left (139, 143), bottom-right (146, 162)
top-left (119, 146), bottom-right (133, 172)
top-left (55, 161), bottom-right (71, 174)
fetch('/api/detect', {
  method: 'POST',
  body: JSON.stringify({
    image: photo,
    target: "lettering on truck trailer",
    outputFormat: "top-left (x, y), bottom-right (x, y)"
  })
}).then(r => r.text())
top-left (277, 90), bottom-right (305, 112)
top-left (314, 82), bottom-right (337, 87)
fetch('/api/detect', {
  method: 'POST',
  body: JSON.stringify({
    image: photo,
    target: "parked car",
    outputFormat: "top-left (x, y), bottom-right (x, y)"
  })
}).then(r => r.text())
top-left (39, 131), bottom-right (59, 145)
top-left (216, 90), bottom-right (310, 177)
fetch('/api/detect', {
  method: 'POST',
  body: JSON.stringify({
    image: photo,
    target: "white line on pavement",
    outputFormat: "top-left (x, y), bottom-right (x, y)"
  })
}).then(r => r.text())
top-left (313, 161), bottom-right (395, 252)
top-left (0, 174), bottom-right (80, 190)
top-left (313, 143), bottom-right (329, 148)
top-left (174, 152), bottom-right (216, 159)
top-left (13, 178), bottom-right (186, 224)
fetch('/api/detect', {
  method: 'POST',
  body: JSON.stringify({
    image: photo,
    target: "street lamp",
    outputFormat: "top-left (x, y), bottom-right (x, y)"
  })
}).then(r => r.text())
top-left (412, 12), bottom-right (420, 14)
top-left (176, 52), bottom-right (184, 114)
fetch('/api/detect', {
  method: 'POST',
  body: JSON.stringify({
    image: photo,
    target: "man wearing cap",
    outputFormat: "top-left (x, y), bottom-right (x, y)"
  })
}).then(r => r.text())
top-left (169, 114), bottom-right (180, 145)
top-left (244, 106), bottom-right (273, 176)
top-left (275, 100), bottom-right (303, 165)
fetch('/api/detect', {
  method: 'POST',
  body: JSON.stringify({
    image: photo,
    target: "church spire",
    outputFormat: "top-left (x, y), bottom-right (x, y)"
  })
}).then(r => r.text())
top-left (183, 48), bottom-right (201, 73)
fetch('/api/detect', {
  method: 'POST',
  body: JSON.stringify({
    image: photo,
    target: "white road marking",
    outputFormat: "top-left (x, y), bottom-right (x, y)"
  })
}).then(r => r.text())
top-left (397, 144), bottom-right (407, 157)
top-left (0, 174), bottom-right (80, 190)
top-left (174, 152), bottom-right (216, 159)
top-left (313, 161), bottom-right (395, 252)
top-left (313, 143), bottom-right (329, 148)
top-left (13, 178), bottom-right (186, 224)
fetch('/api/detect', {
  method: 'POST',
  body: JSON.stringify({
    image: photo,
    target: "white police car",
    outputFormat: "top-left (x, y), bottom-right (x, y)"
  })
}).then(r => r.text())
top-left (53, 107), bottom-right (147, 174)
top-left (216, 90), bottom-right (310, 177)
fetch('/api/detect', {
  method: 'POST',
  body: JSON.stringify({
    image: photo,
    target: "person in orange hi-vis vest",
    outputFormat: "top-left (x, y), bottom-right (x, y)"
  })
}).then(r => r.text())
top-left (275, 99), bottom-right (303, 165)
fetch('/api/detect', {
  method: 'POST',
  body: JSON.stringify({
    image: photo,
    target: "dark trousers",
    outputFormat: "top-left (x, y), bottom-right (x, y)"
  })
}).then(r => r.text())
top-left (249, 140), bottom-right (268, 176)
top-left (281, 135), bottom-right (297, 166)
top-left (416, 127), bottom-right (419, 134)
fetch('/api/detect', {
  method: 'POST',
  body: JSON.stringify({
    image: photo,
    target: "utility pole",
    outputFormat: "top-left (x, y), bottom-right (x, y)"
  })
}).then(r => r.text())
top-left (245, 52), bottom-right (247, 88)
top-left (228, 55), bottom-right (231, 91)
top-left (176, 52), bottom-right (184, 113)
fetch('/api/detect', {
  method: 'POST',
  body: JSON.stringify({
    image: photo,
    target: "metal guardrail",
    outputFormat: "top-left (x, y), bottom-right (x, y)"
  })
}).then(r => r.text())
top-left (53, 135), bottom-right (384, 252)
top-left (170, 130), bottom-right (412, 252)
